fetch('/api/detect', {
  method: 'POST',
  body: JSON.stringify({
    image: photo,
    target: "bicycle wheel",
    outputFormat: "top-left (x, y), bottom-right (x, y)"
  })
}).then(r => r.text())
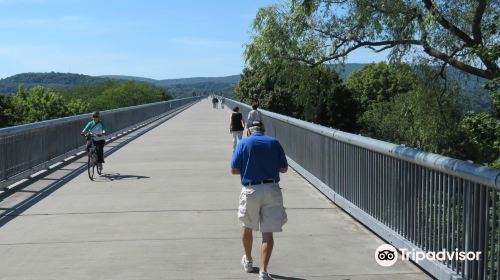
top-left (88, 153), bottom-right (95, 180)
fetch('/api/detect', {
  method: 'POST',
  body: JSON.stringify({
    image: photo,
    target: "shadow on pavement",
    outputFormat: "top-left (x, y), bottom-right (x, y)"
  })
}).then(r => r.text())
top-left (271, 275), bottom-right (307, 280)
top-left (250, 269), bottom-right (307, 280)
top-left (96, 172), bottom-right (150, 181)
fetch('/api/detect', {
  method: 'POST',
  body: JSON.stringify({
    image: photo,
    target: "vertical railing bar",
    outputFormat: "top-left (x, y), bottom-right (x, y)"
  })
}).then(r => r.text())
top-left (413, 163), bottom-right (417, 243)
top-left (395, 157), bottom-right (400, 231)
top-left (437, 171), bottom-right (442, 256)
top-left (425, 167), bottom-right (429, 251)
top-left (490, 191), bottom-right (497, 279)
top-left (472, 183), bottom-right (479, 279)
top-left (432, 169), bottom-right (436, 253)
top-left (481, 187), bottom-right (488, 280)
top-left (444, 174), bottom-right (452, 267)
top-left (497, 190), bottom-right (500, 280)
top-left (451, 176), bottom-right (456, 271)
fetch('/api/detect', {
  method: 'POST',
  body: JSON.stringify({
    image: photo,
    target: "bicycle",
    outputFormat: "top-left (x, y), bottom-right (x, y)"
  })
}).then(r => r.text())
top-left (84, 133), bottom-right (103, 180)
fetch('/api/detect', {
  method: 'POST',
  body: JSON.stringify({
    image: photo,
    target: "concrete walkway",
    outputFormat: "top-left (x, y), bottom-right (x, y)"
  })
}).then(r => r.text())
top-left (0, 99), bottom-right (430, 280)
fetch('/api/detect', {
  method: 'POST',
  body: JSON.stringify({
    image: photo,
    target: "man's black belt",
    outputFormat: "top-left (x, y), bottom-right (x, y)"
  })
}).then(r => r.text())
top-left (242, 179), bottom-right (279, 186)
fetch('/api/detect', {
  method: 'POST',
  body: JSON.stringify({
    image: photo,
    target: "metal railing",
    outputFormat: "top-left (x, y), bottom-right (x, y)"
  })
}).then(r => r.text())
top-left (225, 98), bottom-right (500, 280)
top-left (0, 97), bottom-right (201, 188)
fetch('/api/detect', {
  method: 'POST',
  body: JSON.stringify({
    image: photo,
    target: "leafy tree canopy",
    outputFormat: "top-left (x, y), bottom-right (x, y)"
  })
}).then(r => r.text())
top-left (346, 62), bottom-right (417, 110)
top-left (247, 0), bottom-right (498, 80)
top-left (234, 62), bottom-right (359, 132)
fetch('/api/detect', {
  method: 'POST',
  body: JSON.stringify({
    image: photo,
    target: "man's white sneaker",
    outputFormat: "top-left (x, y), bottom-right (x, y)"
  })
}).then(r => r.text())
top-left (241, 255), bottom-right (253, 272)
top-left (259, 272), bottom-right (274, 280)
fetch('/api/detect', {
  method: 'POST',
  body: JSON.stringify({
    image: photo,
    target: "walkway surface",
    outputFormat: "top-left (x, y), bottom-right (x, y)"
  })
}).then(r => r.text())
top-left (0, 99), bottom-right (430, 280)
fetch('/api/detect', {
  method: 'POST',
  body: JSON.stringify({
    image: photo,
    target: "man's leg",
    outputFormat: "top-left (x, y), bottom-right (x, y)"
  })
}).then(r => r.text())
top-left (260, 232), bottom-right (274, 273)
top-left (241, 227), bottom-right (253, 261)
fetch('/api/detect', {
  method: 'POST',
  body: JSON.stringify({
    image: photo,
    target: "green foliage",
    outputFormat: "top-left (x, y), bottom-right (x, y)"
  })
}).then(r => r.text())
top-left (359, 77), bottom-right (468, 158)
top-left (252, 0), bottom-right (498, 79)
top-left (242, 2), bottom-right (499, 167)
top-left (234, 64), bottom-right (358, 132)
top-left (461, 112), bottom-right (500, 165)
top-left (66, 99), bottom-right (90, 116)
top-left (487, 77), bottom-right (500, 118)
top-left (0, 80), bottom-right (172, 128)
top-left (0, 72), bottom-right (104, 94)
top-left (11, 86), bottom-right (69, 123)
top-left (86, 80), bottom-right (171, 110)
top-left (234, 68), bottom-right (301, 117)
top-left (346, 62), bottom-right (416, 111)
top-left (0, 95), bottom-right (18, 127)
top-left (346, 63), bottom-right (499, 167)
top-left (62, 80), bottom-right (172, 111)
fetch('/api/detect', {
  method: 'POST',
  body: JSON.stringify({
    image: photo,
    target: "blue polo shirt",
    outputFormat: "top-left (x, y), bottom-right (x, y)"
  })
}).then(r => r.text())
top-left (231, 131), bottom-right (288, 185)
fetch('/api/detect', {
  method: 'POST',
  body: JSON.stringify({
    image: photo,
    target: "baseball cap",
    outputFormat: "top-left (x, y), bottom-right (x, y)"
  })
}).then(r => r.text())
top-left (250, 121), bottom-right (264, 128)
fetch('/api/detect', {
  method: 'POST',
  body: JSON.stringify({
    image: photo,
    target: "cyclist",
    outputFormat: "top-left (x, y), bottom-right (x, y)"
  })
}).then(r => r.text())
top-left (81, 111), bottom-right (107, 169)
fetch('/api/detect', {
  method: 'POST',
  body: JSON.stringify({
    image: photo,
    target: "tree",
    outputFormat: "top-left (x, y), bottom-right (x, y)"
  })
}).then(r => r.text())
top-left (346, 62), bottom-right (416, 111)
top-left (13, 86), bottom-right (68, 123)
top-left (249, 0), bottom-right (498, 80)
top-left (461, 112), bottom-right (500, 167)
top-left (66, 99), bottom-right (90, 115)
top-left (234, 67), bottom-right (302, 118)
top-left (347, 63), bottom-right (471, 158)
top-left (235, 63), bottom-right (359, 132)
top-left (62, 80), bottom-right (172, 111)
top-left (0, 95), bottom-right (18, 127)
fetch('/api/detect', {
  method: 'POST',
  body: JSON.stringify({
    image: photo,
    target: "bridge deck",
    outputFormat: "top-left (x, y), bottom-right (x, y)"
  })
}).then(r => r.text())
top-left (0, 100), bottom-right (430, 280)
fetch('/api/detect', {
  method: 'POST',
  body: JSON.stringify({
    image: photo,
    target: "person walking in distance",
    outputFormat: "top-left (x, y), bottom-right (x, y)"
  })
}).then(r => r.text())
top-left (231, 121), bottom-right (288, 280)
top-left (230, 106), bottom-right (245, 150)
top-left (220, 96), bottom-right (225, 109)
top-left (212, 96), bottom-right (217, 109)
top-left (246, 104), bottom-right (262, 136)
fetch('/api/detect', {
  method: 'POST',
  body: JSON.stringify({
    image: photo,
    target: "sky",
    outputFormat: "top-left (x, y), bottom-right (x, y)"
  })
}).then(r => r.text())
top-left (0, 0), bottom-right (388, 79)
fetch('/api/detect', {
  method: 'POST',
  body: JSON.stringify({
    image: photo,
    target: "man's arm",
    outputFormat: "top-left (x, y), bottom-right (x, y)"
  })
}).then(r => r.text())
top-left (230, 144), bottom-right (243, 175)
top-left (276, 141), bottom-right (288, 173)
top-left (231, 168), bottom-right (241, 175)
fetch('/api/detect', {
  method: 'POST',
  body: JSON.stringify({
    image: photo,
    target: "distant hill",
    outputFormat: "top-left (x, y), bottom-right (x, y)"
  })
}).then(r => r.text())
top-left (101, 75), bottom-right (240, 86)
top-left (100, 75), bottom-right (241, 99)
top-left (329, 63), bottom-right (365, 80)
top-left (0, 72), bottom-right (104, 94)
top-left (99, 75), bottom-right (158, 84)
top-left (0, 64), bottom-right (492, 111)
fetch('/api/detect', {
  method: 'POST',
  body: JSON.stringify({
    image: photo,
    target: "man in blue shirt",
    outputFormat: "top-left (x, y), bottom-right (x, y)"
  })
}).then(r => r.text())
top-left (231, 121), bottom-right (288, 280)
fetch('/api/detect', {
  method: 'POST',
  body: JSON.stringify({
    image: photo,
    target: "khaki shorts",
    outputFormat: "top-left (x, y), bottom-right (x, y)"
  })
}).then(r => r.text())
top-left (238, 183), bottom-right (287, 232)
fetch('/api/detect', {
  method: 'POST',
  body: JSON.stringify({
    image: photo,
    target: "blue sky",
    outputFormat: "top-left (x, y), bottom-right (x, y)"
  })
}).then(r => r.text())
top-left (0, 0), bottom-right (388, 79)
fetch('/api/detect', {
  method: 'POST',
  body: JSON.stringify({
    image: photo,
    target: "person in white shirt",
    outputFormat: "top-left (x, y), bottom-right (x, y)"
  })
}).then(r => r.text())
top-left (246, 104), bottom-right (262, 136)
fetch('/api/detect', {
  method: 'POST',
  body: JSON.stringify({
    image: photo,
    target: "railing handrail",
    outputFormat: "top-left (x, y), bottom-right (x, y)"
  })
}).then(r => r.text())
top-left (228, 98), bottom-right (500, 189)
top-left (0, 97), bottom-right (197, 136)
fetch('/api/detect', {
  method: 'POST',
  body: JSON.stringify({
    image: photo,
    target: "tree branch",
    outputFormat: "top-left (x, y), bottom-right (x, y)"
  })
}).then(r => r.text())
top-left (302, 39), bottom-right (422, 66)
top-left (472, 0), bottom-right (487, 44)
top-left (421, 39), bottom-right (494, 79)
top-left (421, 0), bottom-right (475, 46)
top-left (416, 12), bottom-right (495, 79)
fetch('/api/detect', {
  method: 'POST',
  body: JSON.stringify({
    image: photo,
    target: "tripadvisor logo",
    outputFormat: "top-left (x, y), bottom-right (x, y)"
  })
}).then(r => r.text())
top-left (375, 244), bottom-right (398, 267)
top-left (375, 244), bottom-right (482, 267)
